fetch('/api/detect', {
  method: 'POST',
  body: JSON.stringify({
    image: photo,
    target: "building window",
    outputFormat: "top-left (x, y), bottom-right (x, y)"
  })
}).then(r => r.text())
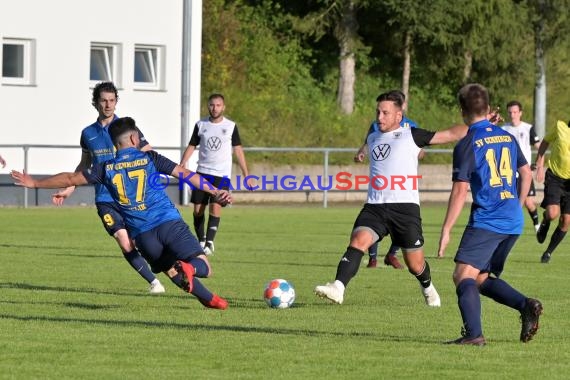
top-left (2, 38), bottom-right (35, 85)
top-left (134, 44), bottom-right (164, 90)
top-left (90, 42), bottom-right (121, 85)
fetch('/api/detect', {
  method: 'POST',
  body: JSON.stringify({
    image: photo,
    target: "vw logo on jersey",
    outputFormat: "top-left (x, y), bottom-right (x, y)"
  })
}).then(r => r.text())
top-left (371, 144), bottom-right (391, 161)
top-left (207, 136), bottom-right (222, 151)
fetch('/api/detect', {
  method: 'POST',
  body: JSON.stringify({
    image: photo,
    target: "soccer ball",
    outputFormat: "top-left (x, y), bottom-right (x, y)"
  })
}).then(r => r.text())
top-left (264, 279), bottom-right (295, 309)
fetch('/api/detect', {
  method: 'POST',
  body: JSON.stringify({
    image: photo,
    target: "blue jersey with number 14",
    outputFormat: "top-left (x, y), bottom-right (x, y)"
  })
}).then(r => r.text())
top-left (452, 119), bottom-right (527, 235)
top-left (83, 147), bottom-right (181, 238)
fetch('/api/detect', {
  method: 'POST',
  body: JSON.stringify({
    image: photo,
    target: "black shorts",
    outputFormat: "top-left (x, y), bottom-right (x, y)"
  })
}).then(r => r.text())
top-left (135, 219), bottom-right (203, 273)
top-left (190, 172), bottom-right (230, 205)
top-left (540, 169), bottom-right (570, 213)
top-left (353, 203), bottom-right (424, 250)
top-left (96, 202), bottom-right (127, 236)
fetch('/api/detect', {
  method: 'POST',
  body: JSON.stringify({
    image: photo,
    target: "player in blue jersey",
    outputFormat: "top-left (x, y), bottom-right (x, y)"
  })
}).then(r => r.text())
top-left (354, 90), bottom-right (420, 269)
top-left (51, 82), bottom-right (165, 294)
top-left (438, 83), bottom-right (542, 345)
top-left (12, 117), bottom-right (232, 309)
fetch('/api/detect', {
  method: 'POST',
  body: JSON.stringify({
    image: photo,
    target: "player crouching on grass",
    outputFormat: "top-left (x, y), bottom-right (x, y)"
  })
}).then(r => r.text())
top-left (12, 117), bottom-right (231, 310)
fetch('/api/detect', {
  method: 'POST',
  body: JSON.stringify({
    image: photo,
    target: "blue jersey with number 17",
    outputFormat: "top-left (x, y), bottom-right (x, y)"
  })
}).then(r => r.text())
top-left (452, 119), bottom-right (527, 234)
top-left (80, 116), bottom-right (150, 203)
top-left (83, 147), bottom-right (181, 238)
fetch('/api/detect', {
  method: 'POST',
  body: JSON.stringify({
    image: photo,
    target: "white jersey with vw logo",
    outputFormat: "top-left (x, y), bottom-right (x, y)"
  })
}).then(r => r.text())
top-left (192, 117), bottom-right (240, 177)
top-left (366, 127), bottom-right (434, 205)
top-left (501, 121), bottom-right (537, 164)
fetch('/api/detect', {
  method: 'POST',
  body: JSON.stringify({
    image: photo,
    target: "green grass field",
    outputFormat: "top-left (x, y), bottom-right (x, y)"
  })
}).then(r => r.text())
top-left (1, 204), bottom-right (569, 379)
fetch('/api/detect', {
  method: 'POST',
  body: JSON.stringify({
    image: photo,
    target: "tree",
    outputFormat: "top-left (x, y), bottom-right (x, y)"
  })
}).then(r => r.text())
top-left (372, 0), bottom-right (462, 102)
top-left (526, 0), bottom-right (570, 137)
top-left (336, 0), bottom-right (359, 114)
top-left (289, 0), bottom-right (370, 114)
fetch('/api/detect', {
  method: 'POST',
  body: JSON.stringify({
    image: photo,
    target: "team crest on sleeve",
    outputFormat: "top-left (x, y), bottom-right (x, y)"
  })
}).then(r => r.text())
top-left (372, 144), bottom-right (391, 161)
top-left (207, 136), bottom-right (222, 151)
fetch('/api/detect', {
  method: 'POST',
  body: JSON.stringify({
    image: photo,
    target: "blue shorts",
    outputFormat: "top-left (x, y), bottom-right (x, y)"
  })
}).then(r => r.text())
top-left (454, 226), bottom-right (519, 277)
top-left (96, 202), bottom-right (127, 236)
top-left (134, 219), bottom-right (203, 273)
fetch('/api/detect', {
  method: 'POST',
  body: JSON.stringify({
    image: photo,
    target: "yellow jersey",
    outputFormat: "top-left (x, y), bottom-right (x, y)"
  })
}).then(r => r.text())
top-left (544, 120), bottom-right (570, 179)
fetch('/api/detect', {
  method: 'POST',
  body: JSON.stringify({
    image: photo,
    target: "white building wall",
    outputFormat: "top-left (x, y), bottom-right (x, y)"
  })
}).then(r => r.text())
top-left (0, 0), bottom-right (185, 173)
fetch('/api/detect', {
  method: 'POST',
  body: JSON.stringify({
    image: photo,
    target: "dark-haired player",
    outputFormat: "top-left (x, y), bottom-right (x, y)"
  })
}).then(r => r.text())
top-left (180, 93), bottom-right (254, 256)
top-left (315, 90), bottom-right (468, 307)
top-left (12, 117), bottom-right (231, 309)
top-left (438, 83), bottom-right (542, 345)
top-left (502, 100), bottom-right (541, 232)
top-left (354, 90), bottom-right (419, 269)
top-left (51, 82), bottom-right (165, 294)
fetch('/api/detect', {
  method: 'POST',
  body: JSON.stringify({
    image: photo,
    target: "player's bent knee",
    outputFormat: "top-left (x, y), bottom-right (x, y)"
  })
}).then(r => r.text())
top-left (196, 254), bottom-right (212, 277)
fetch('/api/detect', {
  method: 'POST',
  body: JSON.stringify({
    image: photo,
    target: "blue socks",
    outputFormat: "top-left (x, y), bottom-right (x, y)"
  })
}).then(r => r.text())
top-left (169, 269), bottom-right (213, 301)
top-left (387, 243), bottom-right (399, 256)
top-left (190, 257), bottom-right (210, 278)
top-left (188, 278), bottom-right (213, 301)
top-left (456, 278), bottom-right (482, 338)
top-left (480, 277), bottom-right (526, 311)
top-left (123, 250), bottom-right (156, 283)
top-left (457, 276), bottom-right (528, 338)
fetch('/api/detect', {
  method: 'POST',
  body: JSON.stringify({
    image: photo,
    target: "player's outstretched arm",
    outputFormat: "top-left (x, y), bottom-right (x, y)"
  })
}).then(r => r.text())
top-left (437, 181), bottom-right (469, 258)
top-left (172, 164), bottom-right (232, 206)
top-left (429, 124), bottom-right (468, 145)
top-left (52, 150), bottom-right (93, 206)
top-left (12, 170), bottom-right (89, 189)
